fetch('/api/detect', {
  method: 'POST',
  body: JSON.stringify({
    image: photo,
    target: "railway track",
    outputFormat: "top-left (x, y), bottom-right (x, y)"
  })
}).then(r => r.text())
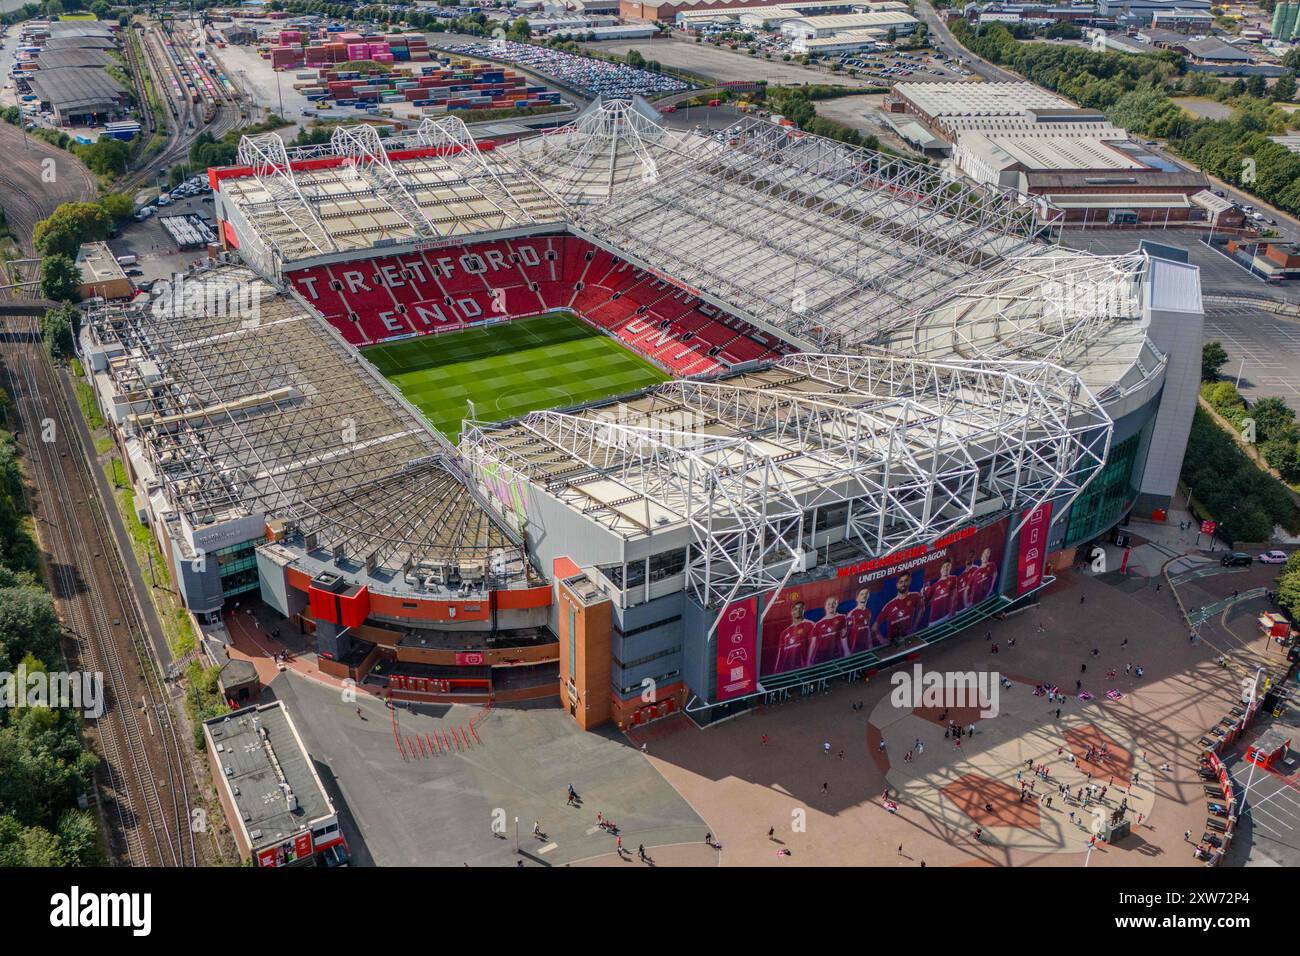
top-left (0, 324), bottom-right (199, 868)
top-left (124, 17), bottom-right (245, 189)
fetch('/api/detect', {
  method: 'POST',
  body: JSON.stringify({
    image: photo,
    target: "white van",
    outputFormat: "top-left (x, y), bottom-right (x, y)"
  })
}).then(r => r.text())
top-left (115, 254), bottom-right (138, 266)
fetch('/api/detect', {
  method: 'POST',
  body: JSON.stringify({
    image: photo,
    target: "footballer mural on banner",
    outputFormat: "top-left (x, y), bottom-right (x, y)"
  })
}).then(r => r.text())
top-left (758, 520), bottom-right (1009, 678)
top-left (716, 596), bottom-right (758, 701)
top-left (1015, 503), bottom-right (1053, 597)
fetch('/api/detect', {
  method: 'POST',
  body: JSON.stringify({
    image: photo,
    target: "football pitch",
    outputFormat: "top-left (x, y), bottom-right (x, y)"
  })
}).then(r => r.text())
top-left (363, 312), bottom-right (670, 436)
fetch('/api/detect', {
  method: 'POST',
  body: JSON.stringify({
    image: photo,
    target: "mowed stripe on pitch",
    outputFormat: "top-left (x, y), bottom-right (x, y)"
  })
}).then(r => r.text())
top-left (363, 313), bottom-right (668, 435)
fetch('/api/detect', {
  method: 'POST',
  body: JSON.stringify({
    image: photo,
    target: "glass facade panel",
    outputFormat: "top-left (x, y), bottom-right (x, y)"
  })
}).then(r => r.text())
top-left (1064, 432), bottom-right (1142, 547)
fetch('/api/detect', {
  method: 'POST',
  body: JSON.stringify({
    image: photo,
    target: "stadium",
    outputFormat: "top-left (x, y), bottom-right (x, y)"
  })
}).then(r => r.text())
top-left (81, 97), bottom-right (1204, 730)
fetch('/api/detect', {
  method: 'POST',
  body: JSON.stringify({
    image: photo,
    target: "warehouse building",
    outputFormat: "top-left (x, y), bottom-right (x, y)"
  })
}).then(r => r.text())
top-left (892, 82), bottom-right (1210, 223)
top-left (20, 48), bottom-right (115, 70)
top-left (634, 0), bottom-right (904, 22)
top-left (792, 28), bottom-right (890, 52)
top-left (1096, 0), bottom-right (1211, 25)
top-left (780, 10), bottom-right (917, 36)
top-left (25, 65), bottom-right (129, 124)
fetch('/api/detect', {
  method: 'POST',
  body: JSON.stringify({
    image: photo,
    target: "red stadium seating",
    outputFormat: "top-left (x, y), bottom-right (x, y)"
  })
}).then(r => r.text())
top-left (285, 235), bottom-right (794, 375)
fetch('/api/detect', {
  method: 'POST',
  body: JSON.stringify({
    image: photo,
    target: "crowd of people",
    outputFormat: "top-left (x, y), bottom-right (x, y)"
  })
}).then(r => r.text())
top-left (444, 40), bottom-right (691, 99)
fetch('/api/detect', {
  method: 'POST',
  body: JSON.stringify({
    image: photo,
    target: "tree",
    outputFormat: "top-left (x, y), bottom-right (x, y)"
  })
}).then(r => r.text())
top-left (1274, 72), bottom-right (1297, 104)
top-left (38, 255), bottom-right (81, 304)
top-left (32, 202), bottom-right (110, 258)
top-left (40, 303), bottom-right (78, 357)
top-left (1249, 396), bottom-right (1296, 444)
top-left (0, 588), bottom-right (62, 671)
top-left (76, 137), bottom-right (130, 176)
top-left (1278, 565), bottom-right (1300, 621)
top-left (1202, 340), bottom-right (1229, 381)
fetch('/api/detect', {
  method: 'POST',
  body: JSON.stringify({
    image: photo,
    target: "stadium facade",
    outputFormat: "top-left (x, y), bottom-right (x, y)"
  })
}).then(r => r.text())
top-left (81, 99), bottom-right (1203, 730)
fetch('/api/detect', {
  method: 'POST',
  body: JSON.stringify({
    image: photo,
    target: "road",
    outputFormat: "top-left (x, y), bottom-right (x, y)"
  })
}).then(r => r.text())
top-left (912, 0), bottom-right (1020, 82)
top-left (1142, 138), bottom-right (1300, 246)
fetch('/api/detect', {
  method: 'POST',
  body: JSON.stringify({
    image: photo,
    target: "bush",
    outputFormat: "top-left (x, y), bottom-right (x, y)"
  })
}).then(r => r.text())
top-left (1182, 407), bottom-right (1300, 543)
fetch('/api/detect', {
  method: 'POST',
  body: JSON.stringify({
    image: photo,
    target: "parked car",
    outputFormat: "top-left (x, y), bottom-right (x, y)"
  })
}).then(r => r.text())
top-left (1221, 552), bottom-right (1254, 567)
top-left (156, 194), bottom-right (172, 206)
top-left (1259, 550), bottom-right (1288, 564)
top-left (125, 268), bottom-right (144, 277)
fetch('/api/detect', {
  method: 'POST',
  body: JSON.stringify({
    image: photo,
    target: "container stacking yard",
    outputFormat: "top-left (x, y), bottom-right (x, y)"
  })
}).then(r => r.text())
top-left (296, 58), bottom-right (561, 113)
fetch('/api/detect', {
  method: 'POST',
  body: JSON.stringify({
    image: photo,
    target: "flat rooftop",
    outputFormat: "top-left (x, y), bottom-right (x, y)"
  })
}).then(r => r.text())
top-left (205, 702), bottom-right (334, 852)
top-left (76, 241), bottom-right (127, 285)
top-left (895, 81), bottom-right (1075, 119)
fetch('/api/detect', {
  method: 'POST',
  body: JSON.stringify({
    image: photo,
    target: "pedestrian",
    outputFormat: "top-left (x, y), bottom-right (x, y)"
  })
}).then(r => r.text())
top-left (638, 844), bottom-right (646, 861)
top-left (533, 820), bottom-right (541, 838)
top-left (641, 742), bottom-right (647, 754)
top-left (1125, 663), bottom-right (1131, 675)
top-left (1056, 708), bottom-right (1061, 719)
top-left (1184, 829), bottom-right (1191, 843)
top-left (916, 741), bottom-right (924, 755)
top-left (967, 723), bottom-right (975, 737)
top-left (821, 781), bottom-right (828, 794)
top-left (1121, 638), bottom-right (1128, 649)
top-left (991, 643), bottom-right (999, 654)
top-left (1080, 663), bottom-right (1087, 673)
top-left (824, 741), bottom-right (831, 756)
top-left (616, 834), bottom-right (622, 853)
top-left (705, 832), bottom-right (712, 847)
top-left (768, 827), bottom-right (775, 840)
top-left (974, 827), bottom-right (982, 842)
top-left (897, 843), bottom-right (903, 856)
top-left (1080, 594), bottom-right (1085, 604)
top-left (761, 734), bottom-right (768, 746)
top-left (879, 739), bottom-right (886, 752)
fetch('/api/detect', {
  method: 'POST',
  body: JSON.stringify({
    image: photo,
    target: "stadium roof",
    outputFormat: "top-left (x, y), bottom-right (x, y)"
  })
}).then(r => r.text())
top-left (85, 265), bottom-right (535, 588)
top-left (225, 120), bottom-right (565, 264)
top-left (463, 338), bottom-right (1114, 606)
top-left (883, 250), bottom-right (1167, 401)
top-left (218, 101), bottom-right (1052, 349)
top-left (461, 250), bottom-right (1184, 608)
top-left (26, 66), bottom-right (126, 112)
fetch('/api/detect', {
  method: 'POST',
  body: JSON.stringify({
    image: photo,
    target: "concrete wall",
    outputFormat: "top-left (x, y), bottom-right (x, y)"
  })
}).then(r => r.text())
top-left (1136, 256), bottom-right (1203, 512)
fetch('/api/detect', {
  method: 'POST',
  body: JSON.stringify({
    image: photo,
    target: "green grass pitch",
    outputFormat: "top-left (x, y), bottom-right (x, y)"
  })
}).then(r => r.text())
top-left (363, 312), bottom-right (670, 437)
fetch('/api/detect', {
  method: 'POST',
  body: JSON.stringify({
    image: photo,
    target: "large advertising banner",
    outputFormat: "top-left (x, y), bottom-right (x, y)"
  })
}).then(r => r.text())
top-left (716, 596), bottom-right (759, 702)
top-left (758, 519), bottom-right (1010, 678)
top-left (1015, 502), bottom-right (1053, 597)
